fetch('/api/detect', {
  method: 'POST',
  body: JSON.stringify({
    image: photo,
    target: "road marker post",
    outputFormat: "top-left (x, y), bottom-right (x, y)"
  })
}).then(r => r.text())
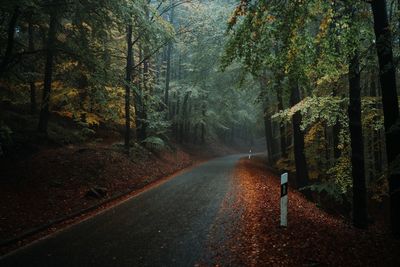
top-left (248, 149), bottom-right (252, 159)
top-left (280, 172), bottom-right (288, 227)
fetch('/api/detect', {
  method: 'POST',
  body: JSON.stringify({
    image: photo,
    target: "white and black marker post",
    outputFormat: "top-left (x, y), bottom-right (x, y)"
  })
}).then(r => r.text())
top-left (248, 149), bottom-right (252, 159)
top-left (280, 172), bottom-right (288, 227)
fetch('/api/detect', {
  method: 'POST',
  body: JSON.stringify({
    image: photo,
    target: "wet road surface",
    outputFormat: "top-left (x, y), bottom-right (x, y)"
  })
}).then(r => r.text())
top-left (1, 154), bottom-right (245, 267)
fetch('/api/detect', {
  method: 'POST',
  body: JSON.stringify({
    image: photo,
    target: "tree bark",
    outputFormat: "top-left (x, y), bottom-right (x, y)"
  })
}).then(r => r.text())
top-left (201, 100), bottom-right (206, 144)
top-left (371, 0), bottom-right (400, 237)
top-left (124, 24), bottom-right (133, 152)
top-left (38, 13), bottom-right (57, 133)
top-left (165, 0), bottom-right (174, 115)
top-left (264, 105), bottom-right (273, 165)
top-left (290, 81), bottom-right (309, 189)
top-left (165, 42), bottom-right (172, 112)
top-left (0, 6), bottom-right (20, 77)
top-left (179, 92), bottom-right (189, 143)
top-left (276, 79), bottom-right (287, 158)
top-left (28, 19), bottom-right (37, 113)
top-left (135, 45), bottom-right (143, 142)
top-left (260, 75), bottom-right (273, 164)
top-left (348, 50), bottom-right (368, 229)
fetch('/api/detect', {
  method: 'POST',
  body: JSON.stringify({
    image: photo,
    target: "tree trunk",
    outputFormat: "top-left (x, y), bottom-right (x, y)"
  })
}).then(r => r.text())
top-left (332, 86), bottom-right (341, 161)
top-left (124, 24), bottom-right (133, 152)
top-left (264, 105), bottom-right (273, 165)
top-left (290, 81), bottom-right (309, 189)
top-left (369, 71), bottom-right (383, 175)
top-left (260, 75), bottom-right (273, 164)
top-left (276, 81), bottom-right (287, 158)
top-left (0, 6), bottom-right (20, 77)
top-left (135, 45), bottom-right (143, 142)
top-left (371, 0), bottom-right (400, 237)
top-left (185, 100), bottom-right (192, 142)
top-left (348, 50), bottom-right (368, 229)
top-left (28, 19), bottom-right (37, 113)
top-left (140, 56), bottom-right (148, 141)
top-left (174, 93), bottom-right (180, 139)
top-left (180, 92), bottom-right (189, 143)
top-left (38, 13), bottom-right (57, 133)
top-left (193, 123), bottom-right (199, 144)
top-left (165, 42), bottom-right (172, 113)
top-left (201, 100), bottom-right (206, 144)
top-left (165, 0), bottom-right (174, 115)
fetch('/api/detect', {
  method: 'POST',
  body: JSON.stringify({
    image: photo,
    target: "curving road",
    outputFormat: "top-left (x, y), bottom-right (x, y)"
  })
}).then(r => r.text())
top-left (0, 154), bottom-right (246, 267)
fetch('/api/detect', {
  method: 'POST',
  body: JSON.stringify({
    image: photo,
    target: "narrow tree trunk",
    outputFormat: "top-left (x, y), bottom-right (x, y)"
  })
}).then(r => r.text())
top-left (139, 6), bottom-right (151, 142)
top-left (369, 69), bottom-right (381, 177)
top-left (185, 100), bottom-right (192, 142)
top-left (135, 46), bottom-right (143, 142)
top-left (165, 42), bottom-right (172, 112)
top-left (28, 19), bottom-right (37, 113)
top-left (371, 0), bottom-right (400, 237)
top-left (260, 75), bottom-right (273, 164)
top-left (140, 56), bottom-right (148, 141)
top-left (38, 13), bottom-right (57, 133)
top-left (193, 123), bottom-right (199, 144)
top-left (174, 93), bottom-right (180, 139)
top-left (348, 50), bottom-right (368, 229)
top-left (290, 81), bottom-right (309, 189)
top-left (276, 82), bottom-right (287, 158)
top-left (264, 105), bottom-right (273, 165)
top-left (0, 6), bottom-right (20, 77)
top-left (201, 101), bottom-right (206, 144)
top-left (332, 86), bottom-right (341, 161)
top-left (180, 92), bottom-right (189, 143)
top-left (164, 0), bottom-right (174, 116)
top-left (124, 24), bottom-right (133, 152)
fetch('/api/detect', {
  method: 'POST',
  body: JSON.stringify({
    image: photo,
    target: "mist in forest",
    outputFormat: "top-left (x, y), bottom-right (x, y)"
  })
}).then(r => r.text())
top-left (1, 0), bottom-right (400, 265)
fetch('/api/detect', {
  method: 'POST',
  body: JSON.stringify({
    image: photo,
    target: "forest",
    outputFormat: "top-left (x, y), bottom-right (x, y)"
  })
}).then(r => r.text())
top-left (1, 0), bottom-right (400, 266)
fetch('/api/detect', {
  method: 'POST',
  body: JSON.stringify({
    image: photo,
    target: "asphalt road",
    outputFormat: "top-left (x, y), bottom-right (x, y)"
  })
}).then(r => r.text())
top-left (1, 154), bottom-right (245, 267)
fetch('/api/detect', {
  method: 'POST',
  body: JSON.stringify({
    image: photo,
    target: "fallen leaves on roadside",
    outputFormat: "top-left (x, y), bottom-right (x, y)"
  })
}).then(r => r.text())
top-left (206, 157), bottom-right (400, 266)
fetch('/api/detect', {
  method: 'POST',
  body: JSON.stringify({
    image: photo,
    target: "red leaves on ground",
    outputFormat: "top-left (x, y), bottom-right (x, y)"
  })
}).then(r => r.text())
top-left (207, 157), bottom-right (400, 266)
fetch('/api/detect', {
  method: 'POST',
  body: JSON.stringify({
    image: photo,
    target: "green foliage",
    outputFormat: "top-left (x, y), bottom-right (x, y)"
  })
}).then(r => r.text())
top-left (142, 136), bottom-right (166, 151)
top-left (222, 0), bottom-right (389, 203)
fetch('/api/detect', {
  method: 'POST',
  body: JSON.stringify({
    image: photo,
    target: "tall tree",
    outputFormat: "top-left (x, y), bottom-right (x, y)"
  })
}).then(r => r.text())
top-left (0, 5), bottom-right (20, 77)
top-left (124, 24), bottom-right (134, 152)
top-left (348, 49), bottom-right (368, 228)
top-left (370, 0), bottom-right (400, 237)
top-left (290, 80), bottom-right (309, 189)
top-left (165, 0), bottom-right (174, 115)
top-left (28, 16), bottom-right (37, 113)
top-left (38, 12), bottom-right (58, 133)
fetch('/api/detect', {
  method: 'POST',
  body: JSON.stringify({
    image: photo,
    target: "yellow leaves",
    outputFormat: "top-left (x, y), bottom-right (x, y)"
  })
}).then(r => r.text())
top-left (228, 15), bottom-right (237, 27)
top-left (59, 61), bottom-right (79, 73)
top-left (81, 22), bottom-right (92, 31)
top-left (316, 8), bottom-right (333, 43)
top-left (228, 3), bottom-right (248, 28)
top-left (285, 45), bottom-right (299, 74)
top-left (85, 113), bottom-right (101, 127)
top-left (313, 61), bottom-right (347, 91)
top-left (51, 80), bottom-right (64, 89)
top-left (54, 111), bottom-right (74, 119)
top-left (266, 15), bottom-right (275, 23)
top-left (55, 111), bottom-right (101, 127)
top-left (63, 22), bottom-right (74, 30)
top-left (305, 122), bottom-right (324, 145)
